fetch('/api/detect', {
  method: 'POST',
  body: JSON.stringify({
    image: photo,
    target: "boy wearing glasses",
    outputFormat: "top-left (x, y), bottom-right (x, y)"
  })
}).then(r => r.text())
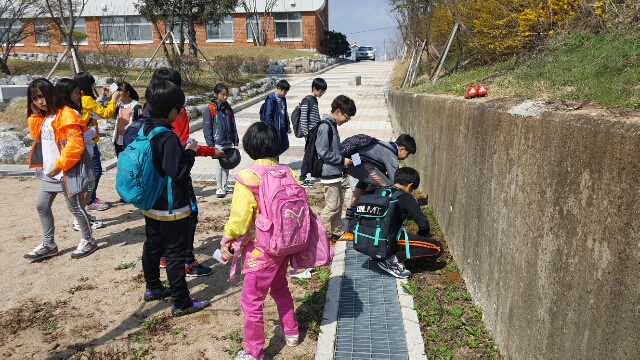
top-left (315, 95), bottom-right (356, 241)
top-left (299, 77), bottom-right (328, 187)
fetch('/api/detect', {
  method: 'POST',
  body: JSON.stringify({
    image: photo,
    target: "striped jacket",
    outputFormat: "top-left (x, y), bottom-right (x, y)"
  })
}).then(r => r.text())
top-left (299, 95), bottom-right (321, 137)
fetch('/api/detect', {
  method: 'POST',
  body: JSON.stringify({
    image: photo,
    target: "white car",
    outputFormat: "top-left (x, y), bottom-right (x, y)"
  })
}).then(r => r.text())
top-left (355, 46), bottom-right (375, 61)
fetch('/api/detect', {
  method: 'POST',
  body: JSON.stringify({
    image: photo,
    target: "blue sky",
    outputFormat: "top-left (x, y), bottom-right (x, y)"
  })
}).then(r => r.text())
top-left (328, 0), bottom-right (397, 54)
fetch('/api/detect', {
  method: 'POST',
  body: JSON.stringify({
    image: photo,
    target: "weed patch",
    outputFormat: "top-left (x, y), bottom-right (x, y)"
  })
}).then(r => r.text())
top-left (114, 262), bottom-right (136, 271)
top-left (404, 192), bottom-right (502, 358)
top-left (292, 266), bottom-right (331, 341)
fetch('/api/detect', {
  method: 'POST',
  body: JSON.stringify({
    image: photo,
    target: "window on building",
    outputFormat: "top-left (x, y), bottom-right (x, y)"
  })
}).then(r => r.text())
top-left (35, 20), bottom-right (49, 46)
top-left (246, 14), bottom-right (259, 42)
top-left (61, 18), bottom-right (87, 45)
top-left (274, 13), bottom-right (301, 40)
top-left (206, 15), bottom-right (233, 41)
top-left (100, 17), bottom-right (153, 43)
top-left (165, 17), bottom-right (189, 43)
top-left (0, 20), bottom-right (23, 46)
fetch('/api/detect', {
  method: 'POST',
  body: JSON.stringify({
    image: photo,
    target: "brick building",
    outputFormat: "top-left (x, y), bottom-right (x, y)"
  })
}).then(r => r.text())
top-left (5, 0), bottom-right (328, 54)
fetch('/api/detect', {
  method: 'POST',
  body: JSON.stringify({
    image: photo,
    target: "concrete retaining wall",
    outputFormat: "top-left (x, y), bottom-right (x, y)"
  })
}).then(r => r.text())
top-left (388, 92), bottom-right (640, 359)
top-left (0, 85), bottom-right (28, 102)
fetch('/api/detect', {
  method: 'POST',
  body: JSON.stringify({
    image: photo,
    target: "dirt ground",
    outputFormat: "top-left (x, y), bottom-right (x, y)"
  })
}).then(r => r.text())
top-left (0, 177), bottom-right (326, 359)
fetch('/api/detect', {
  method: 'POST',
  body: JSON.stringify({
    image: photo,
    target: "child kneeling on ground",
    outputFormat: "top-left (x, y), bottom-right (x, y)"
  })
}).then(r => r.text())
top-left (377, 167), bottom-right (444, 278)
top-left (220, 122), bottom-right (300, 360)
top-left (139, 80), bottom-right (209, 316)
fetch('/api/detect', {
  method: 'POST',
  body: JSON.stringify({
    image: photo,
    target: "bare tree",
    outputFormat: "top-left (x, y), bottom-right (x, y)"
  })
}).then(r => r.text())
top-left (0, 0), bottom-right (46, 75)
top-left (239, 0), bottom-right (277, 46)
top-left (44, 0), bottom-right (89, 75)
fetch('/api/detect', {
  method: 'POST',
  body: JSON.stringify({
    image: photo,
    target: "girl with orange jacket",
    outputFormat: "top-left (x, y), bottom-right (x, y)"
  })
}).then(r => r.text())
top-left (24, 78), bottom-right (98, 261)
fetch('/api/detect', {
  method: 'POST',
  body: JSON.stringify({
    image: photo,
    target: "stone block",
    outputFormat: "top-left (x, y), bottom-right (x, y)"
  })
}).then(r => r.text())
top-left (348, 76), bottom-right (361, 86)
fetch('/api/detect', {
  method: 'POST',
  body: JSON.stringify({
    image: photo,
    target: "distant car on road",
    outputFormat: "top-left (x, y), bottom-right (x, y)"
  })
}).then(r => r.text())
top-left (355, 46), bottom-right (375, 61)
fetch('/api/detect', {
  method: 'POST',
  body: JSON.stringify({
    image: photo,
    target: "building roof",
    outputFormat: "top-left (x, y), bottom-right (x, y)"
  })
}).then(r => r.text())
top-left (82, 0), bottom-right (326, 17)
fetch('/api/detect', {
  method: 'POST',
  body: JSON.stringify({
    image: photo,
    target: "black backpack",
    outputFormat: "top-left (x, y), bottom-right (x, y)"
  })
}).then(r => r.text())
top-left (290, 95), bottom-right (313, 138)
top-left (353, 187), bottom-right (409, 260)
top-left (303, 119), bottom-right (333, 178)
top-left (122, 104), bottom-right (148, 149)
top-left (340, 134), bottom-right (379, 157)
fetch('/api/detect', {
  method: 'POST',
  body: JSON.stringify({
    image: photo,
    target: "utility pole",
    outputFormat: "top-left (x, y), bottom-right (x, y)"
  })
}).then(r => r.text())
top-left (383, 39), bottom-right (386, 60)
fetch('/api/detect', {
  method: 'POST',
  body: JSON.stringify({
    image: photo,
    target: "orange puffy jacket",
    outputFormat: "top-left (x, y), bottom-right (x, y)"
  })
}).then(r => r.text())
top-left (28, 106), bottom-right (88, 172)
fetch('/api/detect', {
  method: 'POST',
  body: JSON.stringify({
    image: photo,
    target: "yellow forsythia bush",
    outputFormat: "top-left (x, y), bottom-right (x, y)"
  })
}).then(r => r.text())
top-left (424, 0), bottom-right (582, 59)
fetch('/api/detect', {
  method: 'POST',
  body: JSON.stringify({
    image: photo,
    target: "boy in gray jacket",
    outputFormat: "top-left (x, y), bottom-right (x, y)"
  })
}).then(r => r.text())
top-left (315, 95), bottom-right (356, 240)
top-left (344, 133), bottom-right (417, 218)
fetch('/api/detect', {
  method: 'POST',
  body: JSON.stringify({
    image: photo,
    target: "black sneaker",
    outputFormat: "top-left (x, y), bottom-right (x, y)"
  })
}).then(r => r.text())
top-left (377, 259), bottom-right (412, 278)
top-left (301, 179), bottom-right (314, 188)
top-left (185, 261), bottom-right (213, 277)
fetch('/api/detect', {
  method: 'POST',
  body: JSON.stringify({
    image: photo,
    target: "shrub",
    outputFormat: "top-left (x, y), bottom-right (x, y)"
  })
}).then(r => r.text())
top-left (241, 55), bottom-right (268, 74)
top-left (171, 55), bottom-right (202, 86)
top-left (211, 55), bottom-right (242, 82)
top-left (81, 44), bottom-right (133, 82)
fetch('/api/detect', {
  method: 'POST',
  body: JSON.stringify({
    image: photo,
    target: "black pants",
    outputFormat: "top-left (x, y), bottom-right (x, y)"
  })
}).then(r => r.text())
top-left (300, 135), bottom-right (310, 180)
top-left (395, 233), bottom-right (443, 262)
top-left (161, 179), bottom-right (198, 265)
top-left (143, 216), bottom-right (191, 309)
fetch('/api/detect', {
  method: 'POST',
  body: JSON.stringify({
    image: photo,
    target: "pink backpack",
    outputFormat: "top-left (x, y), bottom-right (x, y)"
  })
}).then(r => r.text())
top-left (291, 211), bottom-right (334, 272)
top-left (242, 164), bottom-right (311, 256)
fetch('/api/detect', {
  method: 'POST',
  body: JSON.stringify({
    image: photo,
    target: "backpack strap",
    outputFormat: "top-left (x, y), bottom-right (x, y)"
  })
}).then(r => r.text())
top-left (208, 104), bottom-right (218, 135)
top-left (398, 227), bottom-right (410, 259)
top-left (138, 126), bottom-right (175, 214)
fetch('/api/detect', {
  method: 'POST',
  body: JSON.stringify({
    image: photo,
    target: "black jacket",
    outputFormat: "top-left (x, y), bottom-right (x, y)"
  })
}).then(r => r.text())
top-left (394, 187), bottom-right (431, 237)
top-left (144, 118), bottom-right (195, 211)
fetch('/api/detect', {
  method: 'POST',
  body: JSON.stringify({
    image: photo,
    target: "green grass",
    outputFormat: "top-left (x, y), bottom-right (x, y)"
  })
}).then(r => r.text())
top-left (405, 30), bottom-right (640, 108)
top-left (140, 316), bottom-right (164, 330)
top-left (129, 331), bottom-right (146, 343)
top-left (41, 319), bottom-right (58, 331)
top-left (293, 266), bottom-right (331, 341)
top-left (114, 262), bottom-right (136, 270)
top-left (224, 331), bottom-right (243, 342)
top-left (130, 345), bottom-right (152, 360)
top-left (168, 327), bottom-right (184, 336)
top-left (225, 344), bottom-right (243, 356)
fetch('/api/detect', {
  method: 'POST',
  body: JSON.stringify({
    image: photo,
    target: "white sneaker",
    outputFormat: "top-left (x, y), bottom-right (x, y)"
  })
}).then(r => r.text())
top-left (24, 243), bottom-right (59, 260)
top-left (273, 325), bottom-right (299, 347)
top-left (223, 185), bottom-right (234, 194)
top-left (234, 350), bottom-right (262, 360)
top-left (71, 238), bottom-right (98, 259)
top-left (73, 216), bottom-right (103, 231)
top-left (86, 201), bottom-right (109, 211)
top-left (216, 188), bottom-right (226, 198)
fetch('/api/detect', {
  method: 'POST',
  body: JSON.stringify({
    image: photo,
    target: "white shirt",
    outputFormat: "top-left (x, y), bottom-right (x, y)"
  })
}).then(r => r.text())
top-left (41, 114), bottom-right (62, 180)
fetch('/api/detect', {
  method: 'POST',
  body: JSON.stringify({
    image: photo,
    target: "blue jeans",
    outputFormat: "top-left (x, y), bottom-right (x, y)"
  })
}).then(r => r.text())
top-left (87, 144), bottom-right (102, 205)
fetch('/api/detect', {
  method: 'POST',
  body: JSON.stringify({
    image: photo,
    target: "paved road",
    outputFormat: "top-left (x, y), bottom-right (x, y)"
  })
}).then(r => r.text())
top-left (126, 60), bottom-right (395, 181)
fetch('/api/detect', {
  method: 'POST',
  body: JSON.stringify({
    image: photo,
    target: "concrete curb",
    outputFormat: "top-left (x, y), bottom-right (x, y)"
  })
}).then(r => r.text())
top-left (101, 59), bottom-right (348, 173)
top-left (397, 278), bottom-right (428, 359)
top-left (315, 241), bottom-right (347, 360)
